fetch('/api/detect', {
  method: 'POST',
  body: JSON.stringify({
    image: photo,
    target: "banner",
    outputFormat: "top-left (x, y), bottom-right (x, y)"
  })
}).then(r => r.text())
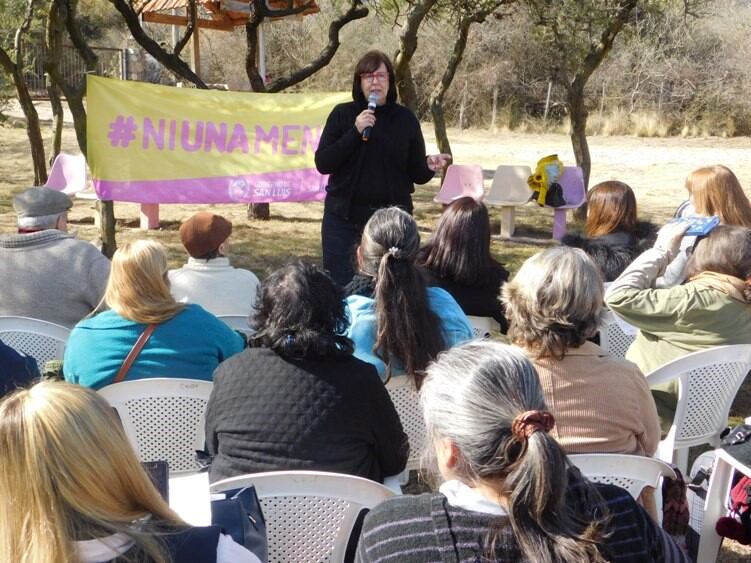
top-left (86, 76), bottom-right (349, 203)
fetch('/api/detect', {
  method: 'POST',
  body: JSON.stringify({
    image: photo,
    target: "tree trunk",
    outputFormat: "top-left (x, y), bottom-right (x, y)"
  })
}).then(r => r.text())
top-left (429, 16), bottom-right (474, 159)
top-left (568, 87), bottom-right (591, 220)
top-left (243, 0), bottom-right (367, 221)
top-left (393, 0), bottom-right (438, 111)
top-left (14, 66), bottom-right (47, 184)
top-left (48, 0), bottom-right (118, 257)
top-left (0, 47), bottom-right (47, 184)
top-left (47, 79), bottom-right (63, 160)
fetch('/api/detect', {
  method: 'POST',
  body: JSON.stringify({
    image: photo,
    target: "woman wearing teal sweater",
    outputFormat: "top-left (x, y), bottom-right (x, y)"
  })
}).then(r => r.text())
top-left (345, 207), bottom-right (473, 386)
top-left (64, 240), bottom-right (244, 389)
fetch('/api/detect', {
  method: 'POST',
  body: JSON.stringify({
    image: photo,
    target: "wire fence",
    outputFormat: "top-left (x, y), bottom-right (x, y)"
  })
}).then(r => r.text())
top-left (19, 39), bottom-right (125, 98)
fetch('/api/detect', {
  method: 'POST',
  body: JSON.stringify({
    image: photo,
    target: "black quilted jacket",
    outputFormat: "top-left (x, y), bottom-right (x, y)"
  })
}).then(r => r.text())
top-left (204, 347), bottom-right (409, 483)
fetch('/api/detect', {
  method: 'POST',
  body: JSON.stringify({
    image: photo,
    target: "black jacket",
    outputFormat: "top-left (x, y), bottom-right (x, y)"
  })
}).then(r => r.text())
top-left (205, 347), bottom-right (409, 483)
top-left (561, 223), bottom-right (657, 282)
top-left (0, 339), bottom-right (39, 398)
top-left (423, 264), bottom-right (510, 332)
top-left (315, 100), bottom-right (434, 224)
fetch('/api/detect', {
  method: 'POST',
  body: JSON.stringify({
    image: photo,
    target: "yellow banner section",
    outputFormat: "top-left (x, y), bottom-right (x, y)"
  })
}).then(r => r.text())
top-left (87, 76), bottom-right (349, 183)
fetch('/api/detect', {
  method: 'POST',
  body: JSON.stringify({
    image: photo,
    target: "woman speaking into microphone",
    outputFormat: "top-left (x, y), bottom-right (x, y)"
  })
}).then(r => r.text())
top-left (315, 50), bottom-right (450, 287)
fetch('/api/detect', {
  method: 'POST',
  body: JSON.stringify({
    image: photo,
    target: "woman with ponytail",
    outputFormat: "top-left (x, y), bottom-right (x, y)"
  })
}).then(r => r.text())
top-left (345, 207), bottom-right (473, 386)
top-left (356, 341), bottom-right (687, 563)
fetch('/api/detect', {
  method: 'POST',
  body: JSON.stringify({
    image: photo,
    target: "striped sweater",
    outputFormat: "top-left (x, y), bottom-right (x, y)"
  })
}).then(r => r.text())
top-left (356, 480), bottom-right (687, 563)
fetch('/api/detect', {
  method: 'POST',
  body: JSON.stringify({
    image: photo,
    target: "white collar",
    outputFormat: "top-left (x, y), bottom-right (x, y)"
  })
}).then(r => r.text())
top-left (439, 479), bottom-right (507, 515)
top-left (75, 533), bottom-right (135, 562)
top-left (185, 256), bottom-right (231, 269)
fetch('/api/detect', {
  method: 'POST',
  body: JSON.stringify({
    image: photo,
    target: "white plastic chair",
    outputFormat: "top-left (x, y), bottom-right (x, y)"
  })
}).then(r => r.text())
top-left (216, 315), bottom-right (254, 337)
top-left (467, 315), bottom-right (500, 339)
top-left (646, 344), bottom-right (751, 474)
top-left (385, 376), bottom-right (424, 472)
top-left (44, 152), bottom-right (88, 195)
top-left (568, 453), bottom-right (676, 500)
top-left (97, 378), bottom-right (213, 475)
top-left (598, 310), bottom-right (637, 359)
top-left (484, 165), bottom-right (532, 237)
top-left (0, 316), bottom-right (70, 367)
top-left (210, 470), bottom-right (395, 563)
top-left (433, 164), bottom-right (484, 204)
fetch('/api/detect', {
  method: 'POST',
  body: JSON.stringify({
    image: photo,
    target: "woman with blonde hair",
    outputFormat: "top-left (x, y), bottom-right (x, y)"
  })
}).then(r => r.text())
top-left (356, 341), bottom-right (686, 563)
top-left (64, 239), bottom-right (244, 389)
top-left (0, 381), bottom-right (258, 562)
top-left (501, 247), bottom-right (660, 458)
top-left (662, 165), bottom-right (751, 286)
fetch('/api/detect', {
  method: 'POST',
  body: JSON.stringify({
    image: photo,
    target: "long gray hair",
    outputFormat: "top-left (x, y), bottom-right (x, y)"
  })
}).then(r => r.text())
top-left (421, 341), bottom-right (607, 562)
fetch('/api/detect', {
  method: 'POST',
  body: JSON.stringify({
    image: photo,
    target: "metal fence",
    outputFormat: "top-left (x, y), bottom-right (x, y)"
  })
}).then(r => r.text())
top-left (19, 39), bottom-right (125, 98)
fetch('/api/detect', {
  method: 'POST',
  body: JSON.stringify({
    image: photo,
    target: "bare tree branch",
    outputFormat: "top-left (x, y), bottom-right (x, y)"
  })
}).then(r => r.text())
top-left (173, 0), bottom-right (197, 56)
top-left (110, 0), bottom-right (208, 88)
top-left (267, 0), bottom-right (369, 92)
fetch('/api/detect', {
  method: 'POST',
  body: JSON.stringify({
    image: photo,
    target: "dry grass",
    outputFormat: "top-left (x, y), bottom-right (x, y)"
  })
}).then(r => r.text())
top-left (2, 120), bottom-right (751, 561)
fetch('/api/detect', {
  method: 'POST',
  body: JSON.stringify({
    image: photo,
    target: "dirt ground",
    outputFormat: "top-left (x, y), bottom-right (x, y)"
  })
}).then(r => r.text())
top-left (2, 115), bottom-right (751, 560)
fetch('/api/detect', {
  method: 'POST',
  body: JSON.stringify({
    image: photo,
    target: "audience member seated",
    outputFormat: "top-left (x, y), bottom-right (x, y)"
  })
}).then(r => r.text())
top-left (169, 212), bottom-right (260, 317)
top-left (0, 187), bottom-right (110, 327)
top-left (63, 240), bottom-right (244, 389)
top-left (204, 260), bottom-right (408, 483)
top-left (0, 339), bottom-right (39, 398)
top-left (606, 223), bottom-right (751, 426)
top-left (562, 181), bottom-right (655, 282)
top-left (344, 207), bottom-right (473, 385)
top-left (0, 381), bottom-right (258, 563)
top-left (355, 341), bottom-right (686, 563)
top-left (416, 197), bottom-right (509, 331)
top-left (659, 165), bottom-right (751, 287)
top-left (502, 247), bottom-right (660, 457)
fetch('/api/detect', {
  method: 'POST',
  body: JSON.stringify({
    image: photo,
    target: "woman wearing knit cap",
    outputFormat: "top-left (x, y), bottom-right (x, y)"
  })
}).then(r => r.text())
top-left (356, 341), bottom-right (686, 563)
top-left (169, 212), bottom-right (260, 317)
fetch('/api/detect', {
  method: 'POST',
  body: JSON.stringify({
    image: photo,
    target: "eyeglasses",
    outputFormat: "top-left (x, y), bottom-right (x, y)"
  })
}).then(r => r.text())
top-left (360, 71), bottom-right (388, 83)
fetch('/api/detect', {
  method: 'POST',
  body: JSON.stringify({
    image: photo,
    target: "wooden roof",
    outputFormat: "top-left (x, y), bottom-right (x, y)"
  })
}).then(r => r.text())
top-left (136, 0), bottom-right (319, 30)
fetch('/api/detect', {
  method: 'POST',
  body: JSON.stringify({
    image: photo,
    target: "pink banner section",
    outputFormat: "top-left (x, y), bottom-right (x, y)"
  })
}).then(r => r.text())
top-left (93, 168), bottom-right (328, 204)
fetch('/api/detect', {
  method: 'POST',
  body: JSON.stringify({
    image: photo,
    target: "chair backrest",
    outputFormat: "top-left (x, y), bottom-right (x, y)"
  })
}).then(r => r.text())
top-left (598, 310), bottom-right (637, 359)
top-left (646, 345), bottom-right (751, 453)
top-left (44, 153), bottom-right (88, 195)
top-left (568, 453), bottom-right (676, 499)
top-left (557, 166), bottom-right (587, 209)
top-left (485, 165), bottom-right (532, 206)
top-left (210, 470), bottom-right (395, 563)
top-left (97, 378), bottom-right (213, 475)
top-left (433, 164), bottom-right (485, 204)
top-left (467, 315), bottom-right (500, 339)
top-left (0, 316), bottom-right (70, 367)
top-left (385, 376), bottom-right (424, 472)
top-left (216, 315), bottom-right (254, 336)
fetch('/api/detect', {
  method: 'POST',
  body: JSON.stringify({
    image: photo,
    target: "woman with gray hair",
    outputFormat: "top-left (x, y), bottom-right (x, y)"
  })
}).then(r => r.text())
top-left (501, 247), bottom-right (660, 458)
top-left (356, 341), bottom-right (686, 562)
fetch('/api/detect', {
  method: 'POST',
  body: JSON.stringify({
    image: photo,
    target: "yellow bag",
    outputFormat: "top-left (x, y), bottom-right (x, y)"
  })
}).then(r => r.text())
top-left (528, 154), bottom-right (563, 206)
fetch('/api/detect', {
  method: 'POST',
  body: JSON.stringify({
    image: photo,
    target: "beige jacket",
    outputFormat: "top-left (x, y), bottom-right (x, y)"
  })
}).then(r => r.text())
top-left (520, 341), bottom-right (661, 456)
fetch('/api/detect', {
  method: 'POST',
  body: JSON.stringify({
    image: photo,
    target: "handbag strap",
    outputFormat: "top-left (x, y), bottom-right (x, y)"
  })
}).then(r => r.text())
top-left (114, 324), bottom-right (158, 384)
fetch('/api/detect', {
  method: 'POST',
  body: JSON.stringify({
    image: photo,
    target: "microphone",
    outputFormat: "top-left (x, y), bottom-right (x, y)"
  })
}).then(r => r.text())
top-left (362, 93), bottom-right (378, 141)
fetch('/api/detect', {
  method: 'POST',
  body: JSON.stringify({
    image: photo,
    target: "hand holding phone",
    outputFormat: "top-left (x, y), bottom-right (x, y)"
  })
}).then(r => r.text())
top-left (669, 215), bottom-right (720, 237)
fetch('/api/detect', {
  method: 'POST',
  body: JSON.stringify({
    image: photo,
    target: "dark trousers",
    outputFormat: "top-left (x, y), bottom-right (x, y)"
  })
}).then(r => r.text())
top-left (321, 211), bottom-right (364, 288)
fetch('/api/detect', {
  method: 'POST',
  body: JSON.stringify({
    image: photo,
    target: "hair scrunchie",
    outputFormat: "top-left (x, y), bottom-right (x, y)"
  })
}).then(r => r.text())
top-left (511, 410), bottom-right (555, 441)
top-left (387, 246), bottom-right (403, 259)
